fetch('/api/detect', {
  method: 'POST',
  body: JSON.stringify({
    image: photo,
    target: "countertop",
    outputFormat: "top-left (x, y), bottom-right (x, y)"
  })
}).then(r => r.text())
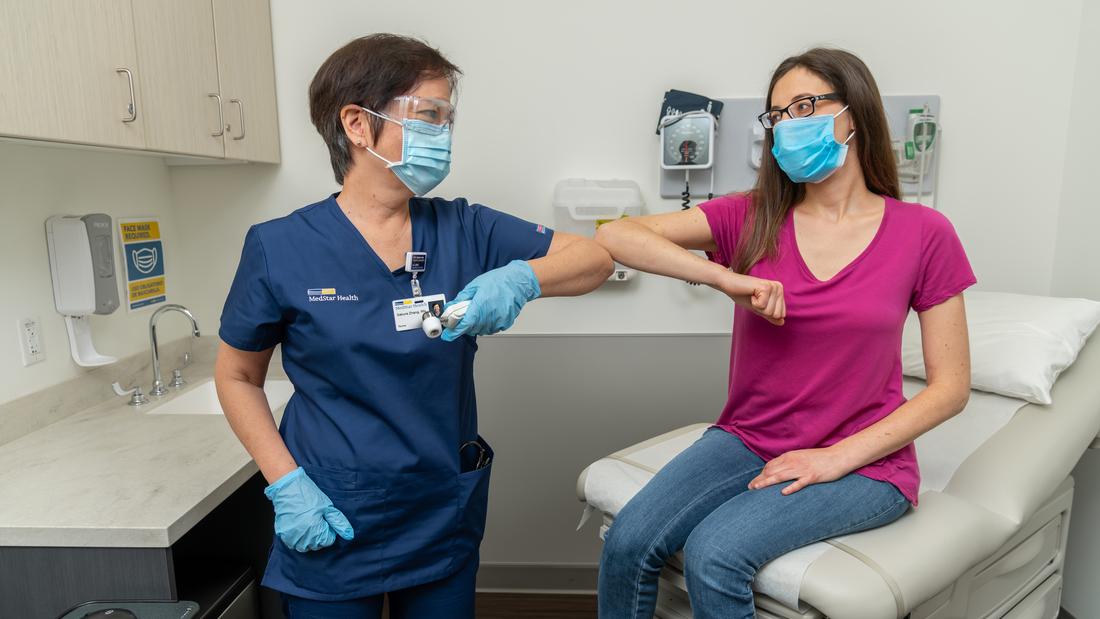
top-left (0, 344), bottom-right (286, 548)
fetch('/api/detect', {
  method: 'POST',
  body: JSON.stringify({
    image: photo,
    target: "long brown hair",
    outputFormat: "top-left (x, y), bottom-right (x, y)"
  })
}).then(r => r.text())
top-left (732, 48), bottom-right (900, 274)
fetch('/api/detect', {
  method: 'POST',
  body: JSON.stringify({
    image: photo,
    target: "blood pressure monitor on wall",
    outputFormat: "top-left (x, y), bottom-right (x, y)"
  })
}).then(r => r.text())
top-left (659, 111), bottom-right (716, 170)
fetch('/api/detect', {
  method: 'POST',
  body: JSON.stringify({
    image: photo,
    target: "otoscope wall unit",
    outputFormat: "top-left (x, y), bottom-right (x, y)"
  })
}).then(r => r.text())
top-left (658, 95), bottom-right (941, 206)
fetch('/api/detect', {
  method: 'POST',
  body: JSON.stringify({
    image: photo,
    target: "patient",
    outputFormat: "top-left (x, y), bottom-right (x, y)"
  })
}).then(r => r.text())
top-left (593, 48), bottom-right (976, 619)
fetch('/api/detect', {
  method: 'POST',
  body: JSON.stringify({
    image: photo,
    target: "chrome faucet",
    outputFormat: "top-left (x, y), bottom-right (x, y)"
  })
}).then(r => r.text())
top-left (149, 304), bottom-right (201, 396)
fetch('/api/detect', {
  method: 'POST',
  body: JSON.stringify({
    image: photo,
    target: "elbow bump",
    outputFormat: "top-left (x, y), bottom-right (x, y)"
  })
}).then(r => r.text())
top-left (594, 224), bottom-right (616, 246)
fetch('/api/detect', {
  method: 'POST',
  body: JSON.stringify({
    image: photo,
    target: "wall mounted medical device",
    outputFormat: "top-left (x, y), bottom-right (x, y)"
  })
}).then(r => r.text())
top-left (552, 179), bottom-right (644, 283)
top-left (898, 105), bottom-right (938, 205)
top-left (659, 112), bottom-right (716, 171)
top-left (656, 90), bottom-right (724, 211)
top-left (45, 214), bottom-right (120, 366)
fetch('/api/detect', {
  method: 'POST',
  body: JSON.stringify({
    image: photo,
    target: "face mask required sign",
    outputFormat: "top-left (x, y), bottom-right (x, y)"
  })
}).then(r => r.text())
top-left (117, 217), bottom-right (168, 311)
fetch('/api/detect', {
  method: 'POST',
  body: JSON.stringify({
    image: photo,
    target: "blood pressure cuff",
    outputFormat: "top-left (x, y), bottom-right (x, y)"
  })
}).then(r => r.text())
top-left (656, 89), bottom-right (725, 134)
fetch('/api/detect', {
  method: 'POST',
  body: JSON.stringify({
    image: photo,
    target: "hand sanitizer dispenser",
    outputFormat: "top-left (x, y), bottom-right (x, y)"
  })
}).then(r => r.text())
top-left (45, 214), bottom-right (119, 366)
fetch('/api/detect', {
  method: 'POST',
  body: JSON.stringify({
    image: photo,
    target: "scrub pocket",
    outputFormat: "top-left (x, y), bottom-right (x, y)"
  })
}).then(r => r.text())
top-left (382, 467), bottom-right (460, 585)
top-left (272, 463), bottom-right (388, 596)
top-left (453, 436), bottom-right (493, 560)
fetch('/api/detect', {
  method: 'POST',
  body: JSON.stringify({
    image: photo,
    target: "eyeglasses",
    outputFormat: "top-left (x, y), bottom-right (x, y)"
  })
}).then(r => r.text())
top-left (757, 93), bottom-right (842, 129)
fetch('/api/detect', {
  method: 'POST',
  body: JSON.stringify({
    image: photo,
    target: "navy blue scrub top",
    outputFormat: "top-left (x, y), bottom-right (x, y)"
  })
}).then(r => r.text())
top-left (219, 194), bottom-right (553, 601)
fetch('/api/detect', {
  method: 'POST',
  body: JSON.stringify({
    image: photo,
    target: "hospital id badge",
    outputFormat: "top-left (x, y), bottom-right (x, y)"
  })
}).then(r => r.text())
top-left (392, 293), bottom-right (447, 332)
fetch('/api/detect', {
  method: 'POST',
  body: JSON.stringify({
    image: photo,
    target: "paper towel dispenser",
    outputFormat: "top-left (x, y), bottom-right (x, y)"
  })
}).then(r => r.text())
top-left (45, 214), bottom-right (119, 366)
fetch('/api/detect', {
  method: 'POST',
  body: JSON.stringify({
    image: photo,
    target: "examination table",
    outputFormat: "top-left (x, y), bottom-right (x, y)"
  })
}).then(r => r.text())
top-left (577, 328), bottom-right (1100, 618)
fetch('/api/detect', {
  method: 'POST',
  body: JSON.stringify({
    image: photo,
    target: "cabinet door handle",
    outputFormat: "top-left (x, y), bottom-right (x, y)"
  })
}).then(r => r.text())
top-left (116, 68), bottom-right (137, 123)
top-left (207, 93), bottom-right (224, 137)
top-left (230, 98), bottom-right (245, 140)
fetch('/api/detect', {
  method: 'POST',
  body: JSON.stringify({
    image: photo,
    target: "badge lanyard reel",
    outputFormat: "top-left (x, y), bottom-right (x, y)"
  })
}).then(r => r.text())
top-left (403, 252), bottom-right (442, 338)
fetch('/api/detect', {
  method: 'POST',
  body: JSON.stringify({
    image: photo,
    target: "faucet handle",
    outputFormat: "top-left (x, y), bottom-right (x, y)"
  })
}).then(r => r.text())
top-left (170, 368), bottom-right (186, 388)
top-left (111, 382), bottom-right (149, 406)
top-left (181, 351), bottom-right (193, 368)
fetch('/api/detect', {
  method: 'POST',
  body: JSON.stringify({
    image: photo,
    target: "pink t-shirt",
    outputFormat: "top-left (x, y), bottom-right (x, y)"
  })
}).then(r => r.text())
top-left (698, 193), bottom-right (976, 505)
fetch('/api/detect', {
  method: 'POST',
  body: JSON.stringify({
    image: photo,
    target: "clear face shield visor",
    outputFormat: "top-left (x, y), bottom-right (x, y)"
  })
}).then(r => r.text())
top-left (370, 95), bottom-right (456, 130)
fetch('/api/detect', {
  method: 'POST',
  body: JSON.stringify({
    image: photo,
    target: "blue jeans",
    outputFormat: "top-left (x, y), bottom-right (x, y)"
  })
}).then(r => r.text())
top-left (281, 551), bottom-right (478, 618)
top-left (598, 428), bottom-right (909, 619)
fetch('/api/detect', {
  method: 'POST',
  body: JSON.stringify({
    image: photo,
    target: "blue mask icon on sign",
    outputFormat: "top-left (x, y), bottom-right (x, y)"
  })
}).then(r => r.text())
top-left (133, 247), bottom-right (158, 274)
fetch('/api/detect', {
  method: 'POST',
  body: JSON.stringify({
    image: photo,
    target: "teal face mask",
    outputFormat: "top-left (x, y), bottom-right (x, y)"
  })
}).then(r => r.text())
top-left (770, 105), bottom-right (854, 184)
top-left (361, 107), bottom-right (452, 196)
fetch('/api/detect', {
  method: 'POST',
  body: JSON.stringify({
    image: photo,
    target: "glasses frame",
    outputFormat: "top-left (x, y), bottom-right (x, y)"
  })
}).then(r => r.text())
top-left (757, 93), bottom-right (842, 129)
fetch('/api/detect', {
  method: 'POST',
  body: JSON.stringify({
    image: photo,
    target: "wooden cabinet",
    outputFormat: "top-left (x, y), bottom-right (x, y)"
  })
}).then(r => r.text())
top-left (214, 0), bottom-right (281, 163)
top-left (0, 0), bottom-right (145, 150)
top-left (0, 0), bottom-right (280, 163)
top-left (131, 0), bottom-right (224, 158)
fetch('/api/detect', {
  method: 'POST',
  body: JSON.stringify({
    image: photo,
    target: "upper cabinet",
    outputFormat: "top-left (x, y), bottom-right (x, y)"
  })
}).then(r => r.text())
top-left (0, 0), bottom-right (280, 163)
top-left (131, 0), bottom-right (224, 159)
top-left (213, 0), bottom-right (281, 163)
top-left (0, 0), bottom-right (145, 150)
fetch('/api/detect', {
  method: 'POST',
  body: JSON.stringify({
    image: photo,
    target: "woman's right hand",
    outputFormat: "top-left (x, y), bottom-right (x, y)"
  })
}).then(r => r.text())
top-left (264, 467), bottom-right (355, 553)
top-left (715, 271), bottom-right (786, 326)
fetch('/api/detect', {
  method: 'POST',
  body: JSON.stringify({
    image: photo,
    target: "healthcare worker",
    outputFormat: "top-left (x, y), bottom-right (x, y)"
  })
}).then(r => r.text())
top-left (594, 48), bottom-right (976, 618)
top-left (214, 34), bottom-right (612, 618)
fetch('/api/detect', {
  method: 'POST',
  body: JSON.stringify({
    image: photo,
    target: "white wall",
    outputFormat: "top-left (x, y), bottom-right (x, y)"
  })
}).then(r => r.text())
top-left (1050, 0), bottom-right (1100, 615)
top-left (170, 0), bottom-right (1083, 337)
top-left (0, 142), bottom-right (192, 405)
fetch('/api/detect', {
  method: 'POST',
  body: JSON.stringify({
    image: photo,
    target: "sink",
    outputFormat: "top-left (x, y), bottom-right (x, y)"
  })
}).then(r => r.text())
top-left (146, 379), bottom-right (294, 415)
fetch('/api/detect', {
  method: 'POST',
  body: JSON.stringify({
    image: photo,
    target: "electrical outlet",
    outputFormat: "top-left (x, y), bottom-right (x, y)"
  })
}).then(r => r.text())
top-left (18, 317), bottom-right (45, 367)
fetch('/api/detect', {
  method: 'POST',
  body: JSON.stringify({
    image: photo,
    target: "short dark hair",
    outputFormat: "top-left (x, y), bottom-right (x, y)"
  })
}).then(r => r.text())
top-left (309, 34), bottom-right (462, 184)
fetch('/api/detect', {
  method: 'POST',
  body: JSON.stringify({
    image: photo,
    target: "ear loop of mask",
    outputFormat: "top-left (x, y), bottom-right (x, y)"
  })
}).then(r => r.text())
top-left (834, 105), bottom-right (856, 145)
top-left (358, 106), bottom-right (404, 168)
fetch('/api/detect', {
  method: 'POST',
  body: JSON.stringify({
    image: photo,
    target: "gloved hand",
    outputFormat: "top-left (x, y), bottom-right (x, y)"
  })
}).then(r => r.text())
top-left (264, 467), bottom-right (355, 553)
top-left (441, 260), bottom-right (541, 341)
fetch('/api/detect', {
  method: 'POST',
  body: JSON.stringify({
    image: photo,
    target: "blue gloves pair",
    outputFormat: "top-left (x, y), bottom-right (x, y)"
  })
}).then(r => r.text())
top-left (264, 467), bottom-right (354, 553)
top-left (441, 260), bottom-right (541, 342)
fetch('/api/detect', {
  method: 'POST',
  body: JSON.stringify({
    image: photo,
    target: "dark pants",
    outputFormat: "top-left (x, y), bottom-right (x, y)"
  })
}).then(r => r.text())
top-left (281, 551), bottom-right (479, 619)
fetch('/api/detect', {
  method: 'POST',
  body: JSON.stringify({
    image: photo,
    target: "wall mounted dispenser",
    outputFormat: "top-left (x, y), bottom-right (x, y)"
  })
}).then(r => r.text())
top-left (45, 214), bottom-right (119, 366)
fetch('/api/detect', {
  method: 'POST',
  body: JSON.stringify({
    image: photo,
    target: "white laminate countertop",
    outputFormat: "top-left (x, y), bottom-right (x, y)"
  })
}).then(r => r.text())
top-left (0, 360), bottom-right (286, 548)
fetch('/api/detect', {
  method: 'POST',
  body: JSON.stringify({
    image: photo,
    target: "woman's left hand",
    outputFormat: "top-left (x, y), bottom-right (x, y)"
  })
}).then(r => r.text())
top-left (747, 446), bottom-right (855, 495)
top-left (441, 260), bottom-right (541, 341)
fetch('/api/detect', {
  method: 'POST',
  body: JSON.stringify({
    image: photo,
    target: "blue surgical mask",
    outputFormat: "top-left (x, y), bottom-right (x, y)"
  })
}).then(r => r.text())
top-left (771, 105), bottom-right (854, 184)
top-left (360, 107), bottom-right (452, 196)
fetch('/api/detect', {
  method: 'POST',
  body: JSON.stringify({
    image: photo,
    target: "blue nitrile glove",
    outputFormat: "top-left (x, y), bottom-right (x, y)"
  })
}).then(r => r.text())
top-left (441, 260), bottom-right (541, 341)
top-left (264, 467), bottom-right (355, 553)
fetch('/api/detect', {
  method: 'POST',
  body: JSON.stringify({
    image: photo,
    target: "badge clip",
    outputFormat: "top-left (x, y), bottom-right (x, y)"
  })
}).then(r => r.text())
top-left (406, 251), bottom-right (427, 297)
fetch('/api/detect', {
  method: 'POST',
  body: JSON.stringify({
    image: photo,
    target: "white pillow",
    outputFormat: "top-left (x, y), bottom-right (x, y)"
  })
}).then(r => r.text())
top-left (902, 291), bottom-right (1100, 404)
